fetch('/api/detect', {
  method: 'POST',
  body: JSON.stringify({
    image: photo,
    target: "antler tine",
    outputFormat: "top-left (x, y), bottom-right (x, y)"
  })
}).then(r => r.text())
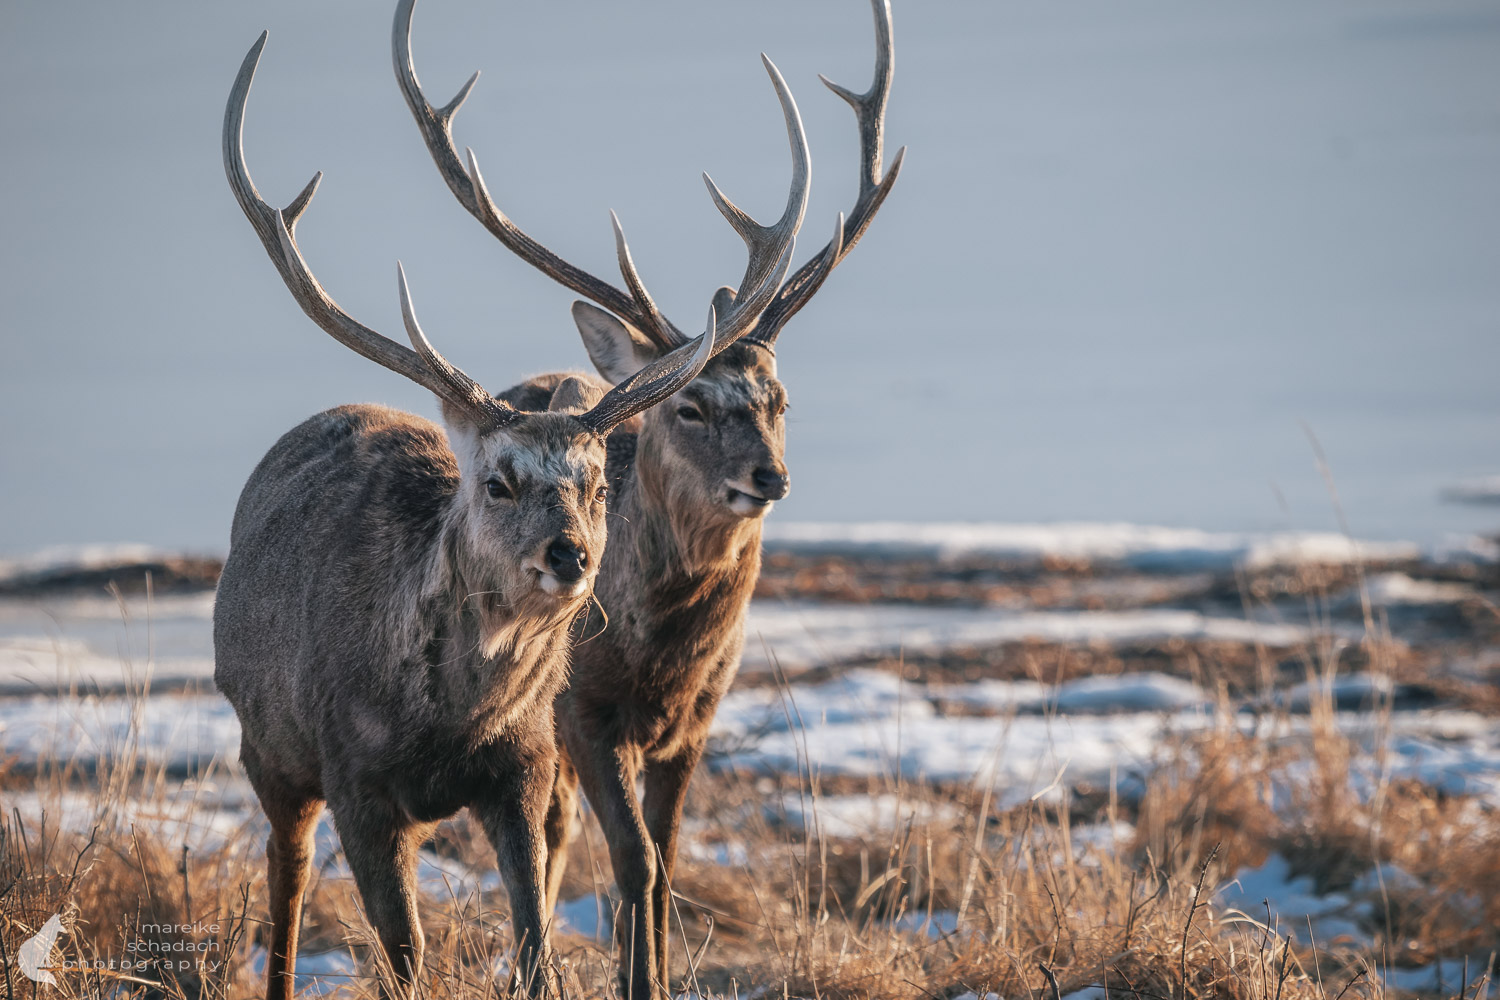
top-left (746, 0), bottom-right (906, 349)
top-left (396, 264), bottom-right (513, 425)
top-left (224, 33), bottom-right (514, 430)
top-left (609, 211), bottom-right (680, 352)
top-left (396, 0), bottom-right (810, 360)
top-left (580, 305), bottom-right (717, 436)
top-left (697, 52), bottom-right (811, 354)
top-left (394, 0), bottom-right (680, 338)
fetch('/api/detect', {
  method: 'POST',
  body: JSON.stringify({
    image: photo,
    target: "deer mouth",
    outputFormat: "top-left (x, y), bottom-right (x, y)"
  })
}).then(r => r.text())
top-left (523, 559), bottom-right (592, 599)
top-left (726, 483), bottom-right (774, 517)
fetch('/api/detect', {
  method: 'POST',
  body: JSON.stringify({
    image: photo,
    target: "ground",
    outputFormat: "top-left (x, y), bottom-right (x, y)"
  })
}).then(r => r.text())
top-left (1, 523), bottom-right (1497, 998)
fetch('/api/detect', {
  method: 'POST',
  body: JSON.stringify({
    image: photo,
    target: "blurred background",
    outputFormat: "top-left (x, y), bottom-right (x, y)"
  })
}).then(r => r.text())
top-left (2, 0), bottom-right (1497, 554)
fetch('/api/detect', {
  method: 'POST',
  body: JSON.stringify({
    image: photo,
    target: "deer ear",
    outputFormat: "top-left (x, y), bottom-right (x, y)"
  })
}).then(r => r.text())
top-left (547, 374), bottom-right (605, 414)
top-left (572, 301), bottom-right (659, 385)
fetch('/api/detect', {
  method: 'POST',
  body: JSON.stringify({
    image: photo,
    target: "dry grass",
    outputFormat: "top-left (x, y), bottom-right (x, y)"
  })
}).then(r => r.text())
top-left (2, 671), bottom-right (1496, 1000)
top-left (2, 559), bottom-right (1496, 999)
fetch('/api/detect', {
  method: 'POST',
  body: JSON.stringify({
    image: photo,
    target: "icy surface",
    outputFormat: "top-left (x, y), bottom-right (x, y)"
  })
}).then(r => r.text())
top-left (773, 792), bottom-right (962, 840)
top-left (1217, 854), bottom-right (1366, 943)
top-left (714, 670), bottom-right (1500, 808)
top-left (0, 590), bottom-right (1340, 692)
top-left (249, 946), bottom-right (355, 996)
top-left (1357, 572), bottom-right (1477, 606)
top-left (763, 522), bottom-right (1421, 569)
top-left (554, 894), bottom-right (611, 939)
top-left (714, 671), bottom-right (1209, 808)
top-left (0, 592), bottom-right (217, 693)
top-left (0, 545), bottom-right (194, 585)
top-left (0, 692), bottom-right (241, 767)
top-left (740, 602), bottom-right (1331, 672)
top-left (1278, 673), bottom-right (1394, 713)
top-left (1052, 673), bottom-right (1207, 713)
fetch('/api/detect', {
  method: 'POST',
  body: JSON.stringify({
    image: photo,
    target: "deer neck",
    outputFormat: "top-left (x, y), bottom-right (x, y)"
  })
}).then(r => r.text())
top-left (625, 434), bottom-right (763, 586)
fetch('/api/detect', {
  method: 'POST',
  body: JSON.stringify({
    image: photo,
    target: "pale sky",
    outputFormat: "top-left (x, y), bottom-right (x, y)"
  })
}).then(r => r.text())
top-left (2, 0), bottom-right (1498, 553)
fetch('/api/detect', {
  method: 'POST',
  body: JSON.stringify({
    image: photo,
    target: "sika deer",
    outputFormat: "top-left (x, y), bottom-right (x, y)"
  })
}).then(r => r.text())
top-left (214, 31), bottom-right (795, 999)
top-left (397, 2), bottom-right (902, 995)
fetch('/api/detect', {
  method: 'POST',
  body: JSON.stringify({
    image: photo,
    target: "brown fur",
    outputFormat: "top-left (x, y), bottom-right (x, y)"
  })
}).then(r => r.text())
top-left (213, 400), bottom-right (611, 999)
top-left (500, 340), bottom-right (788, 998)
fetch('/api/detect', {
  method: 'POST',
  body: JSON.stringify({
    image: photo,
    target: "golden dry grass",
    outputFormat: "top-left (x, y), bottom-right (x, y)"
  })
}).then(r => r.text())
top-left (2, 669), bottom-right (1496, 1000)
top-left (3, 559), bottom-right (1497, 999)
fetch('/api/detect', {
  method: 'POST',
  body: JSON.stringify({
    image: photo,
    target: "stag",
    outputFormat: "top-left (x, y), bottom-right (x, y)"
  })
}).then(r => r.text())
top-left (215, 24), bottom-right (803, 999)
top-left (395, 1), bottom-right (902, 995)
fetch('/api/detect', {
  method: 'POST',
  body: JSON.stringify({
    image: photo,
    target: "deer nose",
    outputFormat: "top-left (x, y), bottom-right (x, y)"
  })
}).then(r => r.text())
top-left (752, 466), bottom-right (790, 501)
top-left (545, 538), bottom-right (589, 582)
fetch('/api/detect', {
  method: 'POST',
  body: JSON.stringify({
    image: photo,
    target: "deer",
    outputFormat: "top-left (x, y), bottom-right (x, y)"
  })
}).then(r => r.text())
top-left (215, 20), bottom-right (806, 1000)
top-left (394, 1), bottom-right (903, 995)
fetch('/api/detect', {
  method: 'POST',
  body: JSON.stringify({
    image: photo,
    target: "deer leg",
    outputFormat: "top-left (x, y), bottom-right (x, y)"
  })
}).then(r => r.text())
top-left (244, 749), bottom-right (322, 1000)
top-left (569, 737), bottom-right (657, 999)
top-left (329, 799), bottom-right (424, 999)
top-left (472, 738), bottom-right (558, 997)
top-left (543, 750), bottom-right (580, 919)
top-left (642, 746), bottom-right (703, 991)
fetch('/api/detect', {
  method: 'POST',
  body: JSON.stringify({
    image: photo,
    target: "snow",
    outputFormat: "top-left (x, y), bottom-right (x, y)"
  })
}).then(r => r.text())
top-left (1378, 959), bottom-right (1482, 995)
top-left (554, 894), bottom-right (610, 939)
top-left (932, 672), bottom-right (1207, 716)
top-left (0, 544), bottom-right (195, 585)
top-left (773, 792), bottom-right (962, 839)
top-left (248, 946), bottom-right (356, 996)
top-left (1278, 673), bottom-right (1393, 713)
top-left (0, 589), bottom-right (1339, 694)
top-left (1357, 572), bottom-right (1477, 606)
top-left (0, 592), bottom-right (218, 694)
top-left (1217, 854), bottom-right (1367, 943)
top-left (1052, 673), bottom-right (1207, 713)
top-left (715, 670), bottom-right (1500, 808)
top-left (741, 602), bottom-right (1331, 673)
top-left (5, 670), bottom-right (1496, 812)
top-left (714, 670), bottom-right (1207, 808)
top-left (763, 522), bottom-right (1421, 570)
top-left (0, 693), bottom-right (242, 769)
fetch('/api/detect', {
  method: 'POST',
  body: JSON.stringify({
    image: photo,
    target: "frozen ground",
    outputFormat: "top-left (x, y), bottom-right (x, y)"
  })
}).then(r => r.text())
top-left (1, 529), bottom-right (1495, 990)
top-left (7, 520), bottom-right (1472, 692)
top-left (762, 522), bottom-right (1427, 570)
top-left (0, 589), bottom-right (1344, 693)
top-left (5, 667), bottom-right (1498, 812)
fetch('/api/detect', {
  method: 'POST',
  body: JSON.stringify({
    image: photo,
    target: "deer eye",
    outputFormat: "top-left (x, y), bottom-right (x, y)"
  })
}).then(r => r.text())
top-left (485, 478), bottom-right (512, 500)
top-left (676, 405), bottom-right (704, 424)
top-left (594, 485), bottom-right (609, 504)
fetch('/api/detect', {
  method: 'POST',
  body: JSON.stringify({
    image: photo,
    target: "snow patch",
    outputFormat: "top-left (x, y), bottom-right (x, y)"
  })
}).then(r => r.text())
top-left (764, 522), bottom-right (1420, 570)
top-left (1358, 572), bottom-right (1476, 606)
top-left (0, 544), bottom-right (192, 585)
top-left (742, 602), bottom-right (1329, 672)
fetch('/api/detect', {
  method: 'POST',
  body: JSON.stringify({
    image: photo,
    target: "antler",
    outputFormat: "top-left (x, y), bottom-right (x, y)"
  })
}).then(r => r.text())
top-left (224, 32), bottom-right (515, 430)
top-left (393, 0), bottom-right (808, 356)
top-left (227, 33), bottom-right (719, 437)
top-left (744, 0), bottom-right (906, 349)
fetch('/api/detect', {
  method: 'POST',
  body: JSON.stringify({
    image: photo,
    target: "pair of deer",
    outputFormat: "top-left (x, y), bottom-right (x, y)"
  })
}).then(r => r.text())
top-left (213, 1), bottom-right (900, 997)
